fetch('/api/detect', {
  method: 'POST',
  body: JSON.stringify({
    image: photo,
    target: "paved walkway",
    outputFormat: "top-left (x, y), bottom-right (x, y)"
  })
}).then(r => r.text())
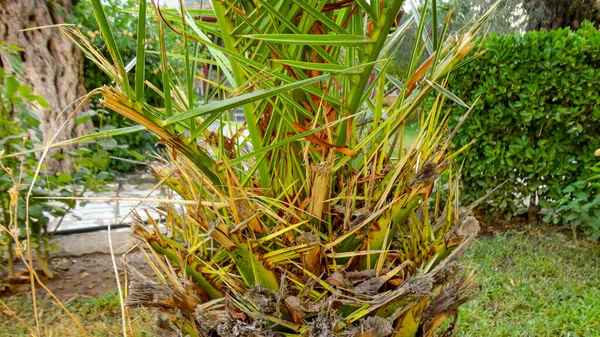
top-left (48, 171), bottom-right (161, 232)
top-left (48, 171), bottom-right (164, 255)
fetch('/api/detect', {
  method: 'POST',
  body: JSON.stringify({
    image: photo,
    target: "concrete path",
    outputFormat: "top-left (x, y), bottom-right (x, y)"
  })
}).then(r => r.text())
top-left (48, 171), bottom-right (163, 255)
top-left (48, 171), bottom-right (161, 231)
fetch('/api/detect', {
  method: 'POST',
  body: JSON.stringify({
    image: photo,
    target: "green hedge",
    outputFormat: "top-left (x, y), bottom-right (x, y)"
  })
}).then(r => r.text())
top-left (447, 21), bottom-right (600, 238)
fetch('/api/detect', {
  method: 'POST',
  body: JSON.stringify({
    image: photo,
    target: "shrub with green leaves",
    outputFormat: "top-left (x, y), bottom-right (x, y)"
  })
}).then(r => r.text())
top-left (446, 21), bottom-right (600, 239)
top-left (72, 0), bottom-right (164, 171)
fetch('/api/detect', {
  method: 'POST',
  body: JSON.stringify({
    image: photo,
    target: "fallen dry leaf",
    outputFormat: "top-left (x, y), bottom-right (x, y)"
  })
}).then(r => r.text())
top-left (2, 309), bottom-right (16, 317)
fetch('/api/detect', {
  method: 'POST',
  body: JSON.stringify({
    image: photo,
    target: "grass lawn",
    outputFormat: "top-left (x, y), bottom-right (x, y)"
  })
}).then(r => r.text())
top-left (457, 232), bottom-right (600, 336)
top-left (0, 293), bottom-right (153, 336)
top-left (0, 232), bottom-right (598, 336)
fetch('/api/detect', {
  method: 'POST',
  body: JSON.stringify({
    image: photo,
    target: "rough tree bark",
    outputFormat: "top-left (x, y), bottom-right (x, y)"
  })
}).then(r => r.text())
top-left (0, 0), bottom-right (89, 173)
top-left (524, 0), bottom-right (600, 31)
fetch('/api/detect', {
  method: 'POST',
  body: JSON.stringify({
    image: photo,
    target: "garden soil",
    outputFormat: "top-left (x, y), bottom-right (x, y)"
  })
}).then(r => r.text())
top-left (1, 251), bottom-right (151, 300)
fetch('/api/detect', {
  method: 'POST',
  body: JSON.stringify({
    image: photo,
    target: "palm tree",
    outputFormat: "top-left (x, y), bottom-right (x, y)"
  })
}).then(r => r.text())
top-left (70, 0), bottom-right (496, 335)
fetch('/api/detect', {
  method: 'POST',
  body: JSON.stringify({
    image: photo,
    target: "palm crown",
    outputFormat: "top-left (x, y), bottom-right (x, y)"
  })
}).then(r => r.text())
top-left (70, 0), bottom-right (497, 336)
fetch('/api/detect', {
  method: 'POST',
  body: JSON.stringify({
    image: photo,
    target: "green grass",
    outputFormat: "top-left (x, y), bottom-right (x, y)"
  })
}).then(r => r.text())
top-left (457, 232), bottom-right (600, 337)
top-left (0, 293), bottom-right (153, 336)
top-left (1, 232), bottom-right (598, 336)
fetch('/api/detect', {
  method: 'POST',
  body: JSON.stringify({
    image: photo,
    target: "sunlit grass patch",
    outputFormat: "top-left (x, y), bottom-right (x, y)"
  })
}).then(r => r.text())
top-left (457, 233), bottom-right (600, 336)
top-left (0, 293), bottom-right (153, 337)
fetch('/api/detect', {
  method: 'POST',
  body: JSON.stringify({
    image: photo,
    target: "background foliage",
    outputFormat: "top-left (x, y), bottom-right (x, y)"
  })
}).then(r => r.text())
top-left (446, 21), bottom-right (600, 239)
top-left (0, 42), bottom-right (111, 276)
top-left (72, 0), bottom-right (163, 171)
top-left (449, 0), bottom-right (526, 35)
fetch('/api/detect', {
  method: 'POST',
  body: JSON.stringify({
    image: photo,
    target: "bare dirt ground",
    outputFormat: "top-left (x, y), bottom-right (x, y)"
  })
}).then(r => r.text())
top-left (1, 251), bottom-right (150, 300)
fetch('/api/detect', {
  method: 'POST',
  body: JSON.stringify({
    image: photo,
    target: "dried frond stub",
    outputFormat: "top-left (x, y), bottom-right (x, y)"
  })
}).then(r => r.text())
top-left (284, 295), bottom-right (322, 313)
top-left (354, 277), bottom-right (385, 296)
top-left (410, 160), bottom-right (439, 186)
top-left (326, 271), bottom-right (351, 288)
top-left (297, 232), bottom-right (323, 275)
top-left (194, 305), bottom-right (223, 331)
top-left (355, 316), bottom-right (394, 337)
top-left (307, 311), bottom-right (342, 337)
top-left (216, 318), bottom-right (280, 337)
top-left (284, 295), bottom-right (307, 322)
top-left (153, 315), bottom-right (180, 337)
top-left (456, 215), bottom-right (480, 237)
top-left (126, 277), bottom-right (175, 308)
top-left (247, 284), bottom-right (280, 314)
top-left (433, 261), bottom-right (461, 285)
top-left (405, 275), bottom-right (434, 297)
top-left (125, 264), bottom-right (202, 313)
top-left (296, 232), bottom-right (321, 246)
top-left (423, 282), bottom-right (461, 321)
top-left (308, 162), bottom-right (331, 220)
top-left (421, 272), bottom-right (477, 337)
top-left (195, 313), bottom-right (219, 332)
top-left (235, 199), bottom-right (263, 234)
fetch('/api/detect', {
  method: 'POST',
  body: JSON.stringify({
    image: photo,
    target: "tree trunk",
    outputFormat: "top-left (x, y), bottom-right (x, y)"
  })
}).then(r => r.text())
top-left (0, 0), bottom-right (89, 173)
top-left (524, 0), bottom-right (600, 31)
